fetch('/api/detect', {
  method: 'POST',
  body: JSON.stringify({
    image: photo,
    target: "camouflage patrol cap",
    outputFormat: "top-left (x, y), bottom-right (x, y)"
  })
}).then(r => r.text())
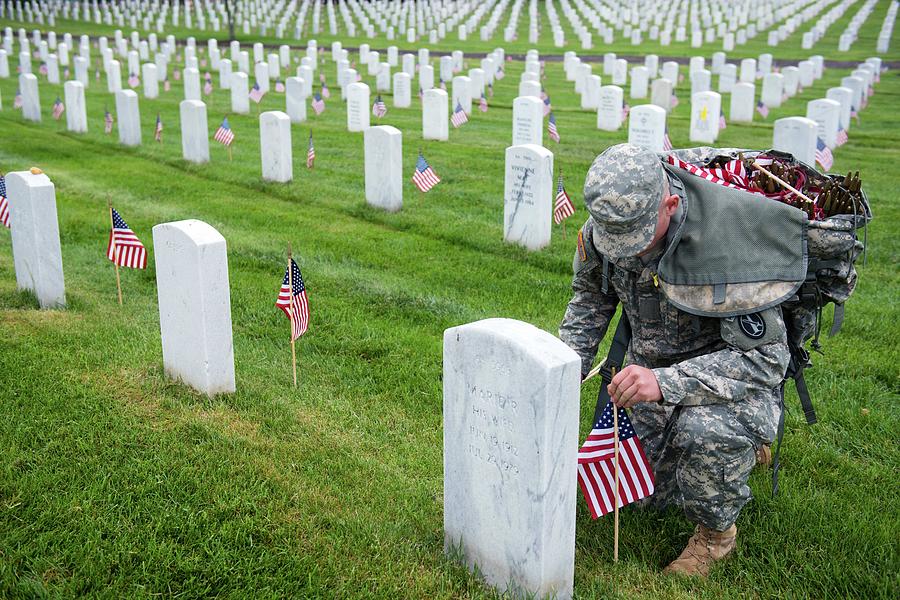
top-left (584, 143), bottom-right (666, 258)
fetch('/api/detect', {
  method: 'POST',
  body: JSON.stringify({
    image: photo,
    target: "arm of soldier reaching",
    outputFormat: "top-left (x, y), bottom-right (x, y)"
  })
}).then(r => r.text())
top-left (609, 307), bottom-right (791, 408)
top-left (559, 246), bottom-right (621, 379)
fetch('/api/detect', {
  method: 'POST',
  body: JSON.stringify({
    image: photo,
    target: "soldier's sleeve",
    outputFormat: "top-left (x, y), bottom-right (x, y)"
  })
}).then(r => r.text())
top-left (651, 307), bottom-right (790, 405)
top-left (559, 222), bottom-right (620, 378)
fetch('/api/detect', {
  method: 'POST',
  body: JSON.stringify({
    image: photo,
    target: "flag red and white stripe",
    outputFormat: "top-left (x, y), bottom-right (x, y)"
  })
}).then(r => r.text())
top-left (107, 208), bottom-right (148, 269)
top-left (276, 258), bottom-right (310, 341)
top-left (553, 175), bottom-right (575, 224)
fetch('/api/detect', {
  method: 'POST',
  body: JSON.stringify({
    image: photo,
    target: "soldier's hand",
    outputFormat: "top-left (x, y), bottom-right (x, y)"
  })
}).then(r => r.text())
top-left (608, 365), bottom-right (662, 408)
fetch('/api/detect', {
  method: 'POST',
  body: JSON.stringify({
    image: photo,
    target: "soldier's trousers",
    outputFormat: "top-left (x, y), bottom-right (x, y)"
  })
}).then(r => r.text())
top-left (630, 396), bottom-right (780, 531)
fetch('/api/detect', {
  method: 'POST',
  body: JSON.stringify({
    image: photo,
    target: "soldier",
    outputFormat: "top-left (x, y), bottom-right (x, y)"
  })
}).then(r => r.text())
top-left (560, 143), bottom-right (789, 576)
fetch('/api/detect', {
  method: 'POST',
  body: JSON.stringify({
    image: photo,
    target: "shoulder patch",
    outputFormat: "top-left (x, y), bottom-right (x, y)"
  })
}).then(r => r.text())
top-left (577, 229), bottom-right (587, 262)
top-left (721, 308), bottom-right (785, 351)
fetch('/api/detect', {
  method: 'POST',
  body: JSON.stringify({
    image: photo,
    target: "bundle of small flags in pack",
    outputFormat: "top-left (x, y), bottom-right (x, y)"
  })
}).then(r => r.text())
top-left (372, 94), bottom-right (387, 118)
top-left (548, 112), bottom-right (560, 143)
top-left (412, 151), bottom-right (440, 193)
top-left (450, 102), bottom-right (468, 128)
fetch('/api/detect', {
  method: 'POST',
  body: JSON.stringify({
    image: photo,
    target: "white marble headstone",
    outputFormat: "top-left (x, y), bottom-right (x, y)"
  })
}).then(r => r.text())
top-left (503, 144), bottom-right (554, 251)
top-left (231, 71), bottom-right (250, 114)
top-left (730, 82), bottom-right (755, 123)
top-left (597, 85), bottom-right (625, 131)
top-left (423, 88), bottom-right (449, 141)
top-left (6, 169), bottom-right (66, 308)
top-left (826, 87), bottom-right (853, 131)
top-left (180, 99), bottom-right (209, 164)
top-left (806, 98), bottom-right (841, 148)
top-left (285, 77), bottom-right (306, 123)
top-left (364, 125), bottom-right (403, 212)
top-left (346, 82), bottom-right (370, 132)
top-left (772, 117), bottom-right (817, 166)
top-left (690, 91), bottom-right (721, 144)
top-left (115, 89), bottom-right (141, 146)
top-left (761, 73), bottom-right (784, 108)
top-left (443, 317), bottom-right (580, 600)
top-left (64, 80), bottom-right (87, 133)
top-left (259, 111), bottom-right (292, 182)
top-left (19, 72), bottom-right (40, 122)
top-left (153, 219), bottom-right (235, 397)
top-left (511, 96), bottom-right (543, 147)
top-left (628, 104), bottom-right (667, 152)
top-left (393, 72), bottom-right (411, 108)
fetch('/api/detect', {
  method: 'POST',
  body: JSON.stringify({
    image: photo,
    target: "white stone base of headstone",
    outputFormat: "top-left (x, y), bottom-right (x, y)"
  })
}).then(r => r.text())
top-left (153, 219), bottom-right (235, 396)
top-left (6, 170), bottom-right (66, 308)
top-left (443, 318), bottom-right (580, 600)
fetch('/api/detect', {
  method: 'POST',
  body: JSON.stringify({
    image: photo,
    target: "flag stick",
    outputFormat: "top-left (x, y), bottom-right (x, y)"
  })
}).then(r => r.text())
top-left (752, 161), bottom-right (814, 204)
top-left (287, 242), bottom-right (298, 388)
top-left (612, 366), bottom-right (620, 563)
top-left (107, 199), bottom-right (123, 306)
top-left (582, 361), bottom-right (604, 384)
top-left (228, 144), bottom-right (233, 161)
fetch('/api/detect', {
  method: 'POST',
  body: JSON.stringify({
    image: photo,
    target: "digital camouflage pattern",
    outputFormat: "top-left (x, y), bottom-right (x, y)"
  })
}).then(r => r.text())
top-left (583, 143), bottom-right (666, 258)
top-left (561, 154), bottom-right (791, 531)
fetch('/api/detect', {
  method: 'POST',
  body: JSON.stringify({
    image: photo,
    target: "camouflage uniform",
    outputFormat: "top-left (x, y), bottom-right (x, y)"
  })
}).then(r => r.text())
top-left (560, 144), bottom-right (789, 532)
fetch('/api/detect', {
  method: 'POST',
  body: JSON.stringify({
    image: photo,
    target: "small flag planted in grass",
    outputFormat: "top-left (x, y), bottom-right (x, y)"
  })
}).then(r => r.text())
top-left (543, 96), bottom-right (552, 116)
top-left (13, 89), bottom-right (22, 109)
top-left (128, 72), bottom-right (139, 87)
top-left (0, 175), bottom-right (10, 229)
top-left (450, 102), bottom-right (468, 128)
top-left (107, 208), bottom-right (148, 270)
top-left (548, 112), bottom-right (560, 143)
top-left (275, 79), bottom-right (285, 93)
top-left (39, 62), bottom-right (48, 75)
top-left (756, 101), bottom-right (769, 119)
top-left (719, 114), bottom-right (727, 130)
top-left (372, 94), bottom-right (387, 118)
top-left (174, 69), bottom-right (181, 81)
top-left (622, 102), bottom-right (630, 121)
top-left (214, 117), bottom-right (235, 146)
top-left (412, 151), bottom-right (440, 193)
top-left (312, 92), bottom-right (325, 115)
top-left (439, 78), bottom-right (446, 90)
top-left (164, 78), bottom-right (171, 92)
top-left (306, 131), bottom-right (315, 169)
top-left (663, 127), bottom-right (673, 151)
top-left (554, 172), bottom-right (575, 225)
top-left (154, 113), bottom-right (163, 143)
top-left (52, 97), bottom-right (65, 120)
top-left (321, 83), bottom-right (330, 99)
top-left (204, 72), bottom-right (214, 95)
top-left (249, 82), bottom-right (265, 103)
top-left (488, 82), bottom-right (493, 97)
top-left (836, 127), bottom-right (848, 146)
top-left (815, 138), bottom-right (834, 171)
top-left (276, 257), bottom-right (310, 342)
top-left (104, 107), bottom-right (114, 134)
top-left (479, 94), bottom-right (488, 113)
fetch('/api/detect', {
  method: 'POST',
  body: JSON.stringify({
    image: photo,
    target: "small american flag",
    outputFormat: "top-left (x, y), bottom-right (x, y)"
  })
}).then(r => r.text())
top-left (312, 92), bottom-right (326, 115)
top-left (154, 113), bottom-right (163, 142)
top-left (0, 175), bottom-right (10, 228)
top-left (488, 83), bottom-right (493, 98)
top-left (128, 72), bottom-right (139, 87)
top-left (479, 94), bottom-right (488, 113)
top-left (439, 78), bottom-right (446, 90)
top-left (548, 112), bottom-right (560, 143)
top-left (418, 86), bottom-right (424, 101)
top-left (663, 127), bottom-right (673, 151)
top-left (372, 94), bottom-right (387, 118)
top-left (851, 106), bottom-right (859, 122)
top-left (164, 78), bottom-right (171, 92)
top-left (815, 138), bottom-right (834, 171)
top-left (867, 85), bottom-right (874, 97)
top-left (174, 69), bottom-right (181, 81)
top-left (275, 258), bottom-right (310, 341)
top-left (540, 89), bottom-right (548, 100)
top-left (321, 83), bottom-right (330, 98)
top-left (200, 58), bottom-right (207, 68)
top-left (104, 108), bottom-right (114, 134)
top-left (836, 127), bottom-right (849, 146)
top-left (670, 93), bottom-right (679, 108)
top-left (496, 65), bottom-right (505, 80)
top-left (249, 82), bottom-right (265, 103)
top-left (275, 79), bottom-right (285, 93)
top-left (95, 68), bottom-right (100, 81)
top-left (450, 102), bottom-right (468, 128)
top-left (578, 401), bottom-right (655, 519)
top-left (204, 73), bottom-right (214, 95)
top-left (622, 102), bottom-right (631, 121)
top-left (214, 117), bottom-right (235, 146)
top-left (718, 114), bottom-right (727, 129)
top-left (107, 208), bottom-right (148, 269)
top-left (543, 96), bottom-right (552, 116)
top-left (412, 151), bottom-right (440, 193)
top-left (665, 155), bottom-right (751, 192)
top-left (756, 101), bottom-right (769, 119)
top-left (39, 62), bottom-right (48, 75)
top-left (306, 132), bottom-right (315, 169)
top-left (553, 174), bottom-right (575, 224)
top-left (13, 88), bottom-right (23, 109)
top-left (52, 96), bottom-right (65, 120)
top-left (64, 67), bottom-right (70, 79)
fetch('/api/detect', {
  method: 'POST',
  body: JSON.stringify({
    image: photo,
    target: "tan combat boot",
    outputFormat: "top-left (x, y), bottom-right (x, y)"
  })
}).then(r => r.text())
top-left (756, 444), bottom-right (772, 467)
top-left (663, 524), bottom-right (737, 577)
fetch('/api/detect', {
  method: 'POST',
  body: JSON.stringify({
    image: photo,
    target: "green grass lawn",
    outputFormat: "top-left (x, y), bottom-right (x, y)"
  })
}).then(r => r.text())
top-left (0, 7), bottom-right (898, 600)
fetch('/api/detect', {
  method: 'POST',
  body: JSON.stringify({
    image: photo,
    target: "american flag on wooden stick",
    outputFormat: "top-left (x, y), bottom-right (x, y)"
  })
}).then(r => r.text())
top-left (104, 108), bottom-right (114, 134)
top-left (412, 151), bottom-right (440, 193)
top-left (0, 175), bottom-right (10, 229)
top-left (13, 89), bottom-right (23, 109)
top-left (756, 101), bottom-right (769, 119)
top-left (450, 102), bottom-right (468, 128)
top-left (306, 131), bottom-right (315, 169)
top-left (249, 82), bottom-right (266, 103)
top-left (553, 173), bottom-right (575, 224)
top-left (107, 208), bottom-right (148, 269)
top-left (154, 113), bottom-right (163, 142)
top-left (275, 258), bottom-right (310, 341)
top-left (479, 94), bottom-right (488, 113)
top-left (312, 92), bottom-right (326, 115)
top-left (274, 79), bottom-right (285, 93)
top-left (128, 72), bottom-right (139, 88)
top-left (663, 127), bottom-right (673, 151)
top-left (548, 112), bottom-right (560, 143)
top-left (52, 96), bottom-right (65, 120)
top-left (578, 401), bottom-right (655, 519)
top-left (214, 117), bottom-right (235, 146)
top-left (372, 94), bottom-right (387, 118)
